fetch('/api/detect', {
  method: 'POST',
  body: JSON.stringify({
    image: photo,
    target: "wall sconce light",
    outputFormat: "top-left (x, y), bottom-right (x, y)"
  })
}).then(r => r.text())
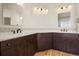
top-left (57, 8), bottom-right (61, 11)
top-left (62, 7), bottom-right (66, 10)
top-left (68, 5), bottom-right (72, 9)
top-left (33, 7), bottom-right (48, 15)
top-left (57, 5), bottom-right (72, 12)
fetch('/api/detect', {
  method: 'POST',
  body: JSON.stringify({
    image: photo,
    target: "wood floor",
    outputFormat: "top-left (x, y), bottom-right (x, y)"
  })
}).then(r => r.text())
top-left (34, 49), bottom-right (76, 56)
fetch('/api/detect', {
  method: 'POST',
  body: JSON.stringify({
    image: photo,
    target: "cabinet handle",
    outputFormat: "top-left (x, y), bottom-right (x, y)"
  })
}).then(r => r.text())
top-left (7, 43), bottom-right (11, 46)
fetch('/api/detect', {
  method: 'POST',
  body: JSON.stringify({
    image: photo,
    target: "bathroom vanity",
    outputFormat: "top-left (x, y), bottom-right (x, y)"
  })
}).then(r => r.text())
top-left (0, 32), bottom-right (79, 56)
top-left (0, 33), bottom-right (38, 56)
top-left (37, 32), bottom-right (79, 55)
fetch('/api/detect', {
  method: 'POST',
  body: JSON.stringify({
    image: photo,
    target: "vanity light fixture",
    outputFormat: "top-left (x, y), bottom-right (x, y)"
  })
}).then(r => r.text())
top-left (34, 7), bottom-right (38, 11)
top-left (68, 5), bottom-right (72, 9)
top-left (33, 7), bottom-right (48, 15)
top-left (57, 5), bottom-right (72, 13)
top-left (57, 8), bottom-right (61, 11)
top-left (46, 9), bottom-right (48, 12)
top-left (62, 6), bottom-right (66, 10)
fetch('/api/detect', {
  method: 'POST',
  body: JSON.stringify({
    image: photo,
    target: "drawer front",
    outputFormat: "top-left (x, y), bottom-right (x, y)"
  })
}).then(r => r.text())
top-left (0, 34), bottom-right (37, 56)
top-left (37, 33), bottom-right (53, 51)
top-left (1, 39), bottom-right (16, 56)
top-left (1, 39), bottom-right (14, 49)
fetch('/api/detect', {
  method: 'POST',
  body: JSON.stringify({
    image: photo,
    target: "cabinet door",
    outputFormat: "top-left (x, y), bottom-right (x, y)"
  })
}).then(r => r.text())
top-left (0, 42), bottom-right (1, 56)
top-left (1, 37), bottom-right (28, 56)
top-left (15, 34), bottom-right (37, 56)
top-left (37, 33), bottom-right (53, 51)
top-left (1, 34), bottom-right (37, 56)
top-left (65, 34), bottom-right (79, 55)
top-left (53, 33), bottom-right (79, 55)
top-left (27, 39), bottom-right (35, 56)
top-left (53, 33), bottom-right (66, 51)
top-left (1, 39), bottom-right (16, 56)
top-left (25, 34), bottom-right (37, 56)
top-left (14, 37), bottom-right (27, 56)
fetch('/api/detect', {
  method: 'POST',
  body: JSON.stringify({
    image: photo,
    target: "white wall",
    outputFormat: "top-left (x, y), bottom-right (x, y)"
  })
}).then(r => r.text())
top-left (22, 3), bottom-right (58, 29)
top-left (75, 3), bottom-right (79, 31)
top-left (0, 3), bottom-right (79, 32)
top-left (22, 3), bottom-right (78, 32)
top-left (0, 3), bottom-right (3, 25)
top-left (3, 3), bottom-right (22, 26)
top-left (0, 3), bottom-right (23, 32)
top-left (69, 4), bottom-right (76, 30)
top-left (75, 4), bottom-right (79, 18)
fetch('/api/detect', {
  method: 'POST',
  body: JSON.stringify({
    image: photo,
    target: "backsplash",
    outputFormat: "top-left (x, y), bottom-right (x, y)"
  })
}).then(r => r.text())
top-left (0, 28), bottom-right (14, 33)
top-left (0, 26), bottom-right (77, 33)
top-left (0, 25), bottom-right (21, 33)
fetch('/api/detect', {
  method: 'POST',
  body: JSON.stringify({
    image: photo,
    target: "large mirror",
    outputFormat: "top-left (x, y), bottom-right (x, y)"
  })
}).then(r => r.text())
top-left (57, 4), bottom-right (77, 32)
top-left (58, 12), bottom-right (71, 28)
top-left (2, 3), bottom-right (23, 26)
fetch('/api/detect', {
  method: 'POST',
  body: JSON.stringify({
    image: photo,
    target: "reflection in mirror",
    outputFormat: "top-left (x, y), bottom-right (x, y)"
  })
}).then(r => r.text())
top-left (58, 12), bottom-right (70, 28)
top-left (3, 3), bottom-right (23, 26)
top-left (4, 17), bottom-right (11, 25)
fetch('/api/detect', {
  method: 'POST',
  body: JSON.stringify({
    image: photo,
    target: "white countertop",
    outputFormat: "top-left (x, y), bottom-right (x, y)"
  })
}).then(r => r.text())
top-left (0, 30), bottom-right (79, 41)
top-left (0, 32), bottom-right (35, 41)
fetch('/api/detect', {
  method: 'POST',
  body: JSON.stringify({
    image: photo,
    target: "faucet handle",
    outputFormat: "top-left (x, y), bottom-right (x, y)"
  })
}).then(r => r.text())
top-left (11, 30), bottom-right (15, 34)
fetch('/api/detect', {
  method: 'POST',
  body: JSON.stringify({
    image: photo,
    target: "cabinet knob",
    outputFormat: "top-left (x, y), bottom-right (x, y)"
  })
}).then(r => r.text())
top-left (7, 43), bottom-right (11, 46)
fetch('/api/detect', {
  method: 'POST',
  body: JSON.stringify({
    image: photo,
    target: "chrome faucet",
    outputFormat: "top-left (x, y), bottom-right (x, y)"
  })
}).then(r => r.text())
top-left (11, 30), bottom-right (16, 34)
top-left (16, 28), bottom-right (22, 33)
top-left (60, 28), bottom-right (68, 32)
top-left (11, 28), bottom-right (22, 34)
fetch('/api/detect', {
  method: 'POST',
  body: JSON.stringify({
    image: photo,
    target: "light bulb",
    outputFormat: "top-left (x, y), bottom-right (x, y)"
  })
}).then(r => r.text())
top-left (68, 5), bottom-right (72, 9)
top-left (57, 8), bottom-right (61, 11)
top-left (63, 7), bottom-right (66, 10)
top-left (34, 7), bottom-right (37, 11)
top-left (38, 8), bottom-right (41, 11)
top-left (46, 9), bottom-right (48, 12)
top-left (33, 7), bottom-right (48, 15)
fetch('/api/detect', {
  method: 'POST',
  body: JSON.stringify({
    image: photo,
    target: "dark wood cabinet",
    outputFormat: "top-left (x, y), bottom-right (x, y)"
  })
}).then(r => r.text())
top-left (53, 33), bottom-right (79, 55)
top-left (37, 33), bottom-right (53, 51)
top-left (25, 34), bottom-right (37, 56)
top-left (1, 32), bottom-right (79, 56)
top-left (65, 34), bottom-right (79, 55)
top-left (53, 33), bottom-right (66, 51)
top-left (1, 40), bottom-right (14, 56)
top-left (1, 39), bottom-right (17, 56)
top-left (14, 37), bottom-right (27, 56)
top-left (0, 34), bottom-right (37, 56)
top-left (0, 42), bottom-right (1, 56)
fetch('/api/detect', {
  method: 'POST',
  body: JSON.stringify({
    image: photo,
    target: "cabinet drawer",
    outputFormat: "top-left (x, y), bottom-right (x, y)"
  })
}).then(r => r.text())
top-left (1, 39), bottom-right (16, 56)
top-left (1, 39), bottom-right (14, 49)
